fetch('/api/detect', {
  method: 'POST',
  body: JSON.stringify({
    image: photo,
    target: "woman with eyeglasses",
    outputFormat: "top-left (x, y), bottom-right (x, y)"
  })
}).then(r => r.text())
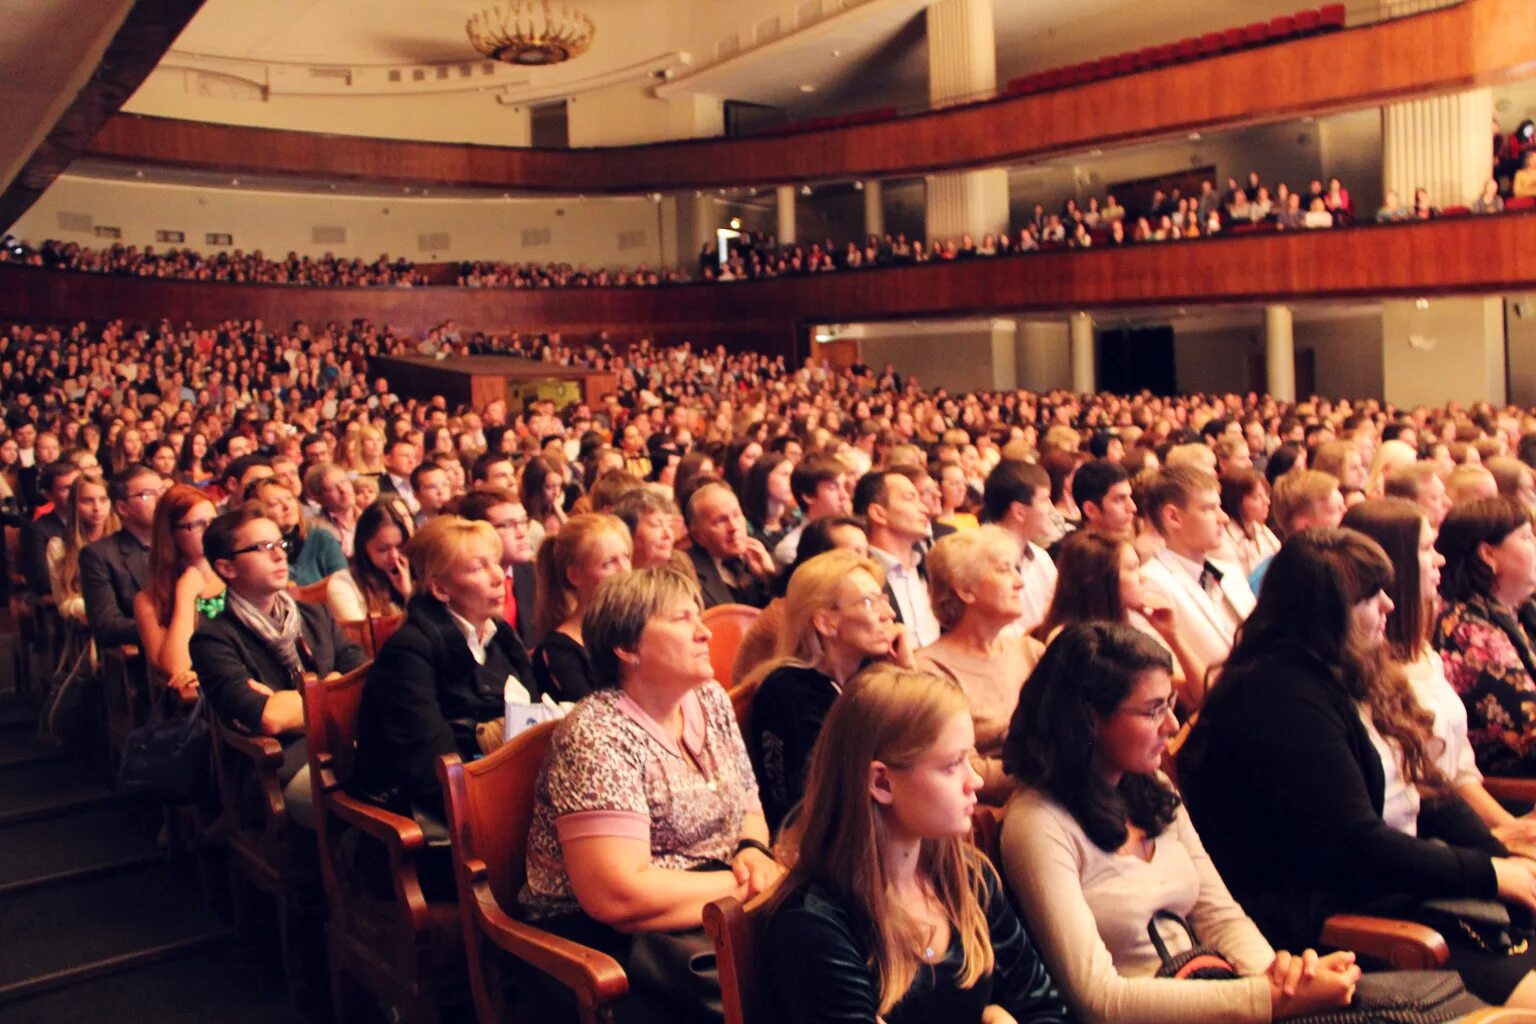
top-left (1000, 622), bottom-right (1362, 1023)
top-left (745, 548), bottom-right (915, 834)
top-left (1179, 529), bottom-right (1536, 1006)
top-left (133, 484), bottom-right (223, 701)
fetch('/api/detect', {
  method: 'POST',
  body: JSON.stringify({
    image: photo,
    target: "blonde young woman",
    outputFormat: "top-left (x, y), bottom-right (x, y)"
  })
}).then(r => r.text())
top-left (48, 474), bottom-right (117, 625)
top-left (764, 666), bottom-right (1071, 1024)
top-left (747, 548), bottom-right (915, 833)
top-left (531, 513), bottom-right (632, 702)
top-left (349, 425), bottom-right (386, 475)
top-left (917, 526), bottom-right (1046, 804)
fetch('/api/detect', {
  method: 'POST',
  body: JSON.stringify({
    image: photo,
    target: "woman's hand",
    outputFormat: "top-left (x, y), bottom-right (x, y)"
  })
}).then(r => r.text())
top-left (887, 624), bottom-right (917, 669)
top-left (166, 668), bottom-right (200, 702)
top-left (1494, 857), bottom-right (1536, 912)
top-left (980, 1007), bottom-right (1019, 1024)
top-left (1269, 949), bottom-right (1359, 1019)
top-left (1138, 593), bottom-right (1180, 641)
top-left (175, 565), bottom-right (205, 605)
top-left (730, 848), bottom-right (782, 900)
top-left (1493, 820), bottom-right (1536, 860)
top-left (388, 552), bottom-right (412, 598)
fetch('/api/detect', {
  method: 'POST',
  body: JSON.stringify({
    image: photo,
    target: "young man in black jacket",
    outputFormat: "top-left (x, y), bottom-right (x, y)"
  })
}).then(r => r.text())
top-left (190, 507), bottom-right (365, 828)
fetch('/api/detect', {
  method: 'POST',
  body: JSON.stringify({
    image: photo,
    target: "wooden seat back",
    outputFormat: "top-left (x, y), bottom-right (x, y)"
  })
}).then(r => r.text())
top-left (727, 676), bottom-right (761, 746)
top-left (371, 611), bottom-right (406, 650)
top-left (703, 603), bottom-right (761, 686)
top-left (290, 576), bottom-right (332, 607)
top-left (338, 619), bottom-right (372, 657)
top-left (704, 895), bottom-right (769, 1024)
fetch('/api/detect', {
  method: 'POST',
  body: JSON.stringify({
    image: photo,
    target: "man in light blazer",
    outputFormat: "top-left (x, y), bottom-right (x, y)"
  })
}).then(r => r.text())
top-left (1139, 466), bottom-right (1256, 692)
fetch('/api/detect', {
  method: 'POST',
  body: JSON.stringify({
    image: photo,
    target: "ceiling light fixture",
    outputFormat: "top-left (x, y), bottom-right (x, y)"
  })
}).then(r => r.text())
top-left (799, 83), bottom-right (816, 93)
top-left (467, 0), bottom-right (595, 66)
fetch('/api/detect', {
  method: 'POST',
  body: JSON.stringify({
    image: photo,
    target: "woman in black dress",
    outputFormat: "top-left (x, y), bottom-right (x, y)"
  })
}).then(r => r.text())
top-left (531, 512), bottom-right (632, 699)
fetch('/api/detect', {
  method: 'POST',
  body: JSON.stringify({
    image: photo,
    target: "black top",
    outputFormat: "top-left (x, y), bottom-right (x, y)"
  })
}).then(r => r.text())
top-left (532, 629), bottom-right (600, 702)
top-left (79, 528), bottom-right (150, 647)
top-left (21, 509), bottom-right (65, 597)
top-left (765, 865), bottom-right (1073, 1024)
top-left (689, 543), bottom-right (771, 610)
top-left (353, 595), bottom-right (537, 821)
top-left (1179, 644), bottom-right (1504, 951)
top-left (750, 664), bottom-right (839, 834)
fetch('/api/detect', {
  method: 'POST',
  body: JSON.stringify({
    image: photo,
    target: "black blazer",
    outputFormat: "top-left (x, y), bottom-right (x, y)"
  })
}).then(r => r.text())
top-left (189, 599), bottom-right (366, 736)
top-left (79, 528), bottom-right (150, 647)
top-left (688, 544), bottom-right (771, 610)
top-left (353, 595), bottom-right (536, 820)
top-left (509, 559), bottom-right (537, 650)
top-left (20, 510), bottom-right (65, 597)
top-left (1179, 645), bottom-right (1504, 951)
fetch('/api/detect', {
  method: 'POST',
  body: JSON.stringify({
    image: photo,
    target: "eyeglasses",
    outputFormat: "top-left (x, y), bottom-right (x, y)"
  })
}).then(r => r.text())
top-left (834, 593), bottom-right (893, 614)
top-left (173, 519), bottom-right (214, 534)
top-left (229, 539), bottom-right (290, 559)
top-left (493, 517), bottom-right (531, 530)
top-left (1117, 695), bottom-right (1179, 721)
top-left (128, 488), bottom-right (165, 503)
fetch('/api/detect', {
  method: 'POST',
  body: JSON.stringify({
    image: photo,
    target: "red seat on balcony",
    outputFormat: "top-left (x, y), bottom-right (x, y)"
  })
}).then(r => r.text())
top-left (1270, 15), bottom-right (1298, 38)
top-left (1220, 27), bottom-right (1247, 50)
top-left (1441, 205), bottom-right (1472, 217)
top-left (1151, 43), bottom-right (1178, 66)
top-left (1133, 48), bottom-right (1157, 71)
top-left (1319, 3), bottom-right (1346, 29)
top-left (1091, 56), bottom-right (1117, 79)
top-left (1111, 51), bottom-right (1136, 74)
top-left (1040, 67), bottom-right (1066, 89)
top-left (1175, 37), bottom-right (1200, 62)
top-left (1241, 22), bottom-right (1270, 45)
top-left (1295, 9), bottom-right (1321, 33)
top-left (1198, 32), bottom-right (1224, 56)
top-left (1506, 196), bottom-right (1536, 212)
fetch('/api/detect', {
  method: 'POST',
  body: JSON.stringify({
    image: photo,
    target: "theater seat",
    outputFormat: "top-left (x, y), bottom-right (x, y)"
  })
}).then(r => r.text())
top-left (703, 603), bottom-right (761, 687)
top-left (1507, 196), bottom-right (1536, 211)
top-left (1198, 32), bottom-right (1224, 56)
top-left (705, 895), bottom-right (772, 1024)
top-left (1112, 51), bottom-right (1137, 75)
top-left (1220, 27), bottom-right (1247, 50)
top-left (1319, 3), bottom-right (1346, 30)
top-left (1175, 37), bottom-right (1200, 62)
top-left (1441, 205), bottom-right (1472, 217)
top-left (1241, 22), bottom-right (1270, 45)
top-left (1270, 15), bottom-right (1298, 38)
top-left (1295, 9), bottom-right (1321, 33)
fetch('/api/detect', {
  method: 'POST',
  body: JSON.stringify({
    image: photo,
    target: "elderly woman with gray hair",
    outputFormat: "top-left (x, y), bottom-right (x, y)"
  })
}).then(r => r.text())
top-left (916, 524), bottom-right (1046, 803)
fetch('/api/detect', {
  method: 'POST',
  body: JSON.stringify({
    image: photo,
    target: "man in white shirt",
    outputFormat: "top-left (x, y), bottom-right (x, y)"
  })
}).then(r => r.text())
top-left (981, 459), bottom-right (1057, 635)
top-left (854, 467), bottom-right (941, 648)
top-left (1139, 466), bottom-right (1256, 685)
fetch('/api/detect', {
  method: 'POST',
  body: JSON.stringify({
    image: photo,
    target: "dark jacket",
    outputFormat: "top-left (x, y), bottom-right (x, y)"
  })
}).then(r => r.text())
top-left (750, 664), bottom-right (840, 834)
top-left (189, 598), bottom-right (366, 736)
top-left (1179, 644), bottom-right (1504, 951)
top-left (79, 528), bottom-right (150, 647)
top-left (21, 509), bottom-right (65, 597)
top-left (765, 867), bottom-right (1072, 1024)
top-left (509, 560), bottom-right (537, 650)
top-left (353, 595), bottom-right (536, 821)
top-left (531, 629), bottom-right (599, 702)
top-left (689, 544), bottom-right (771, 610)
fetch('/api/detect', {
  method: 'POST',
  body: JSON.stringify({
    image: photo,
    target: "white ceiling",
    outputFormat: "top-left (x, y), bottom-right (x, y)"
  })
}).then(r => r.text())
top-left (0, 0), bottom-right (136, 194)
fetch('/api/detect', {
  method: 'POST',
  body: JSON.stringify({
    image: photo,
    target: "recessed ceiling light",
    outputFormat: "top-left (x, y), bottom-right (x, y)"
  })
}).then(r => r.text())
top-left (1187, 132), bottom-right (1201, 141)
top-left (800, 185), bottom-right (812, 196)
top-left (799, 83), bottom-right (816, 93)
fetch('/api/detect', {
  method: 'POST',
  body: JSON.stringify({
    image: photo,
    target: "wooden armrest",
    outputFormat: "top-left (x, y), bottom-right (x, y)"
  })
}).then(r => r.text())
top-left (326, 791), bottom-right (426, 857)
top-left (218, 729), bottom-right (287, 770)
top-left (1319, 914), bottom-right (1448, 969)
top-left (474, 893), bottom-right (628, 1010)
top-left (1484, 777), bottom-right (1536, 806)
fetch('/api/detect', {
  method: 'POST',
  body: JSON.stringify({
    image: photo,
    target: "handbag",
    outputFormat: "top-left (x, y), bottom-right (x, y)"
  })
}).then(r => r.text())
top-left (1148, 910), bottom-right (1241, 979)
top-left (626, 927), bottom-right (723, 1020)
top-left (116, 694), bottom-right (211, 805)
top-left (1419, 897), bottom-right (1532, 955)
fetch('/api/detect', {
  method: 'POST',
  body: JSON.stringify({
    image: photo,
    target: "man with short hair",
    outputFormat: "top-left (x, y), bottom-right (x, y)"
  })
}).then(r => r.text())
top-left (471, 452), bottom-right (517, 493)
top-left (1139, 466), bottom-right (1256, 681)
top-left (191, 508), bottom-right (365, 828)
top-left (686, 480), bottom-right (774, 609)
top-left (1071, 459), bottom-right (1136, 537)
top-left (379, 438), bottom-right (422, 514)
top-left (305, 463), bottom-right (359, 557)
top-left (80, 465), bottom-right (163, 647)
top-left (1384, 463), bottom-right (1452, 528)
top-left (854, 469), bottom-right (940, 648)
top-left (300, 432), bottom-right (333, 470)
top-left (457, 487), bottom-right (537, 649)
top-left (412, 463), bottom-right (453, 524)
top-left (221, 453), bottom-right (273, 509)
top-left (21, 460), bottom-right (78, 596)
top-left (772, 455), bottom-right (852, 567)
top-left (981, 459), bottom-right (1059, 634)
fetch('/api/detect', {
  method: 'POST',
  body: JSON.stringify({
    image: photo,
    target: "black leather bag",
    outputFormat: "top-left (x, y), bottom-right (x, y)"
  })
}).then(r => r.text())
top-left (117, 695), bottom-right (211, 804)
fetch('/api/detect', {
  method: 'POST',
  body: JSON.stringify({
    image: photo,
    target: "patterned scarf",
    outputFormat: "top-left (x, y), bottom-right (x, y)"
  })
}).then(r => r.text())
top-left (225, 588), bottom-right (306, 682)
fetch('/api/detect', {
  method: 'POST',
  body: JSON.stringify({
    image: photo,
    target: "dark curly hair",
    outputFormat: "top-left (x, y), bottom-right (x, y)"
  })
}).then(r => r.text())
top-left (1002, 621), bottom-right (1180, 852)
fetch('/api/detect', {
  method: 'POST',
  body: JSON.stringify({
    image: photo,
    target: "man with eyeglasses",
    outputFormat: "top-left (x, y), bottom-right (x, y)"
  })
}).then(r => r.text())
top-left (190, 507), bottom-right (365, 828)
top-left (456, 487), bottom-right (537, 649)
top-left (79, 465), bottom-right (162, 647)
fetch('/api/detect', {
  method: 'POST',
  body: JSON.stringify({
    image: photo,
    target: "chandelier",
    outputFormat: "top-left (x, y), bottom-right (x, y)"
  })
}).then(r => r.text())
top-left (467, 1), bottom-right (595, 66)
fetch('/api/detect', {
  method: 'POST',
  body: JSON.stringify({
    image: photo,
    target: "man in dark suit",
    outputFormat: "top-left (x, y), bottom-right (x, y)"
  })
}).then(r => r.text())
top-left (377, 438), bottom-right (421, 516)
top-left (685, 479), bottom-right (773, 609)
top-left (21, 460), bottom-right (79, 597)
top-left (190, 507), bottom-right (365, 828)
top-left (79, 465), bottom-right (161, 647)
top-left (457, 487), bottom-right (537, 649)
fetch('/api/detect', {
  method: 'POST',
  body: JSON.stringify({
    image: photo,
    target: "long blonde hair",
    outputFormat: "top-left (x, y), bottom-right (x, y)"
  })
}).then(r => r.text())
top-left (58, 475), bottom-right (117, 604)
top-left (749, 548), bottom-right (883, 683)
top-left (533, 512), bottom-right (631, 641)
top-left (768, 665), bottom-right (993, 1014)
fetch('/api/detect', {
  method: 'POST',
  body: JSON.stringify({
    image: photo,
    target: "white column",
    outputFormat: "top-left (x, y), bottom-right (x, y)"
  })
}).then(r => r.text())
top-left (1069, 312), bottom-right (1096, 395)
top-left (863, 180), bottom-right (885, 238)
top-left (1264, 305), bottom-right (1296, 403)
top-left (924, 0), bottom-right (1008, 241)
top-left (1383, 88), bottom-right (1493, 210)
top-left (776, 185), bottom-right (797, 246)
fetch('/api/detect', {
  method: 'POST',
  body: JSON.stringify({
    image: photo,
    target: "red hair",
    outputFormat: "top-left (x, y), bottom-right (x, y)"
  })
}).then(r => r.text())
top-left (147, 484), bottom-right (215, 626)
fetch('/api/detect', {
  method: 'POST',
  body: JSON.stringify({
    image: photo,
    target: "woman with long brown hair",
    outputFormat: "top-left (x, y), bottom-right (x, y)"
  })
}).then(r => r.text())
top-left (530, 513), bottom-right (632, 701)
top-left (764, 665), bottom-right (1071, 1023)
top-left (132, 484), bottom-right (222, 700)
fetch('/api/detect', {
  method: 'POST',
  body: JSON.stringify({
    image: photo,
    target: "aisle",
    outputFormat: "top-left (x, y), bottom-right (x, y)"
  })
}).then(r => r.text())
top-left (0, 689), bottom-right (312, 1023)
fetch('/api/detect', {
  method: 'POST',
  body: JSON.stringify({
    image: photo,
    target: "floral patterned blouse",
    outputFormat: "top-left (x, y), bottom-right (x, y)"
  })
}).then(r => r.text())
top-left (1433, 593), bottom-right (1536, 777)
top-left (518, 681), bottom-right (761, 920)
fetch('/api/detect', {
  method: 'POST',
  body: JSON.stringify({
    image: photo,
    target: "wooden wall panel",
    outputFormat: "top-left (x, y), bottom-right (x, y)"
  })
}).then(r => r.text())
top-left (5, 216), bottom-right (1535, 360)
top-left (83, 0), bottom-right (1531, 195)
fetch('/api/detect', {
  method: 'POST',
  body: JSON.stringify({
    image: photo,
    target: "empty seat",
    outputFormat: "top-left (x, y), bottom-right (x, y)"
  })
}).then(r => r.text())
top-left (1151, 43), bottom-right (1178, 66)
top-left (1270, 15), bottom-right (1298, 38)
top-left (1175, 37), bottom-right (1200, 62)
top-left (1220, 26), bottom-right (1246, 50)
top-left (1295, 9), bottom-right (1321, 32)
top-left (1198, 32), bottom-right (1224, 56)
top-left (1440, 205), bottom-right (1472, 217)
top-left (1091, 56), bottom-right (1117, 80)
top-left (1505, 196), bottom-right (1536, 211)
top-left (1241, 22), bottom-right (1270, 45)
top-left (1319, 3), bottom-right (1346, 29)
top-left (1132, 48), bottom-right (1157, 71)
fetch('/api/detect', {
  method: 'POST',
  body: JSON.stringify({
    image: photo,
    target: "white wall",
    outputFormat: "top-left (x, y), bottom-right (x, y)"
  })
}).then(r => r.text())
top-left (1382, 297), bottom-right (1507, 406)
top-left (1508, 296), bottom-right (1536, 406)
top-left (11, 175), bottom-right (668, 268)
top-left (1016, 320), bottom-right (1072, 391)
top-left (567, 86), bottom-right (722, 147)
top-left (1172, 310), bottom-right (1386, 398)
top-left (843, 319), bottom-right (1017, 393)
